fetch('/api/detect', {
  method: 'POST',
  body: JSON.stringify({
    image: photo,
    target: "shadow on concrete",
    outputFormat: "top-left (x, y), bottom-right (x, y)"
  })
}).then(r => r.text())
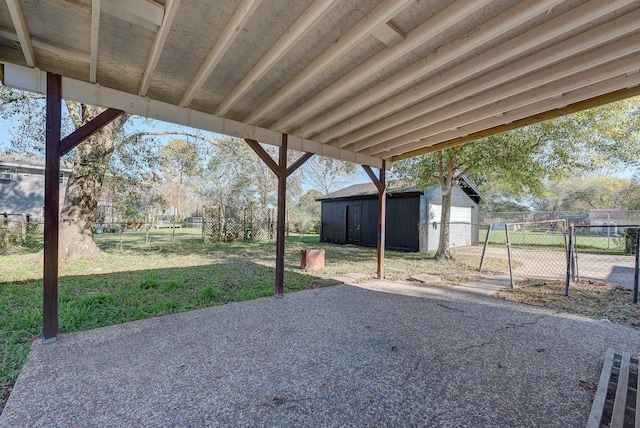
top-left (2, 280), bottom-right (640, 427)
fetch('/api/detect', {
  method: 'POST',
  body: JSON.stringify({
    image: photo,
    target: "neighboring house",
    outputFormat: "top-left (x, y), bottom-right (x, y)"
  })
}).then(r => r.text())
top-left (317, 178), bottom-right (484, 252)
top-left (0, 153), bottom-right (72, 217)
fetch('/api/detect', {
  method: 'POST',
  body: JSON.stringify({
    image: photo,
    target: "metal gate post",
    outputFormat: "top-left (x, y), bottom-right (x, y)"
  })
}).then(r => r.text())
top-left (505, 224), bottom-right (515, 289)
top-left (479, 224), bottom-right (492, 272)
top-left (565, 225), bottom-right (574, 297)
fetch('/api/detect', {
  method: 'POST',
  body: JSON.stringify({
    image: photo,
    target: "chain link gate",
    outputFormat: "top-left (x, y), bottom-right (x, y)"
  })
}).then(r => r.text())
top-left (566, 224), bottom-right (640, 302)
top-left (504, 219), bottom-right (568, 287)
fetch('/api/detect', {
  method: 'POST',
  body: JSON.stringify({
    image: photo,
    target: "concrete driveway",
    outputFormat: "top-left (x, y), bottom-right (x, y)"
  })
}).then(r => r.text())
top-left (2, 281), bottom-right (639, 427)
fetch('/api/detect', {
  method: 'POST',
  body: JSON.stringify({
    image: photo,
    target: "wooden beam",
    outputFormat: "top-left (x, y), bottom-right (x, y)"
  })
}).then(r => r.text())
top-left (320, 0), bottom-right (637, 147)
top-left (371, 21), bottom-right (405, 48)
top-left (363, 163), bottom-right (386, 279)
top-left (0, 26), bottom-right (91, 63)
top-left (245, 139), bottom-right (280, 175)
top-left (276, 0), bottom-right (486, 132)
top-left (215, 0), bottom-right (340, 116)
top-left (391, 83), bottom-right (640, 162)
top-left (43, 73), bottom-right (61, 342)
top-left (362, 165), bottom-right (383, 193)
top-left (298, 0), bottom-right (566, 138)
top-left (275, 135), bottom-right (288, 296)
top-left (6, 0), bottom-right (36, 67)
top-left (179, 0), bottom-right (261, 106)
top-left (90, 0), bottom-right (100, 83)
top-left (244, 0), bottom-right (414, 124)
top-left (3, 64), bottom-right (386, 169)
top-left (336, 2), bottom-right (640, 147)
top-left (361, 36), bottom-right (640, 154)
top-left (139, 0), bottom-right (181, 96)
top-left (60, 108), bottom-right (124, 155)
top-left (377, 161), bottom-right (386, 279)
top-left (101, 0), bottom-right (165, 28)
top-left (381, 55), bottom-right (640, 159)
top-left (246, 135), bottom-right (310, 295)
top-left (285, 152), bottom-right (313, 178)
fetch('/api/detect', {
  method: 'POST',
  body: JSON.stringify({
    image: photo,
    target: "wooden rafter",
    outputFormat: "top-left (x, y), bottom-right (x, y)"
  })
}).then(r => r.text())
top-left (391, 84), bottom-right (640, 162)
top-left (331, 3), bottom-right (640, 147)
top-left (139, 0), bottom-right (181, 96)
top-left (243, 0), bottom-right (414, 124)
top-left (214, 0), bottom-right (340, 116)
top-left (102, 0), bottom-right (164, 29)
top-left (274, 0), bottom-right (486, 132)
top-left (329, 1), bottom-right (640, 149)
top-left (179, 0), bottom-right (262, 107)
top-left (359, 34), bottom-right (640, 154)
top-left (6, 0), bottom-right (36, 67)
top-left (298, 0), bottom-right (566, 139)
top-left (373, 52), bottom-right (640, 157)
top-left (0, 26), bottom-right (90, 62)
top-left (90, 0), bottom-right (100, 83)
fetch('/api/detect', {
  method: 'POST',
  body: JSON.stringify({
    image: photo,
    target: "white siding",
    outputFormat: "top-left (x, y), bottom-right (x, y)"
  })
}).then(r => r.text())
top-left (426, 204), bottom-right (472, 251)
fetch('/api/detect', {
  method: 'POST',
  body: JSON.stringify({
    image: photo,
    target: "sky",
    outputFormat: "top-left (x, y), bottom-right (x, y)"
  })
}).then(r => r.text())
top-left (0, 110), bottom-right (373, 192)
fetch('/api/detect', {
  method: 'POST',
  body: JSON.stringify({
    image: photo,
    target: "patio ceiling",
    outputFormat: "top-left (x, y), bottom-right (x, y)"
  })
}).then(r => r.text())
top-left (1, 0), bottom-right (640, 169)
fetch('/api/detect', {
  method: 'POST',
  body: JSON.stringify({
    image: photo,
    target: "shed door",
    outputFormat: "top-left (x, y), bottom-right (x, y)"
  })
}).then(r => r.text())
top-left (427, 204), bottom-right (472, 250)
top-left (450, 206), bottom-right (472, 247)
top-left (346, 205), bottom-right (361, 244)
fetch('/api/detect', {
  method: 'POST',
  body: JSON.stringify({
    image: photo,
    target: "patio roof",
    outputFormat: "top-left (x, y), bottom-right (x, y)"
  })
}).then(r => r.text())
top-left (1, 0), bottom-right (640, 169)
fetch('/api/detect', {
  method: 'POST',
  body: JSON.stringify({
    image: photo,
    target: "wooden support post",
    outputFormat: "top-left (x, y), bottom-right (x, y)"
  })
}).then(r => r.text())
top-left (274, 135), bottom-right (288, 296)
top-left (362, 161), bottom-right (386, 279)
top-left (42, 73), bottom-right (124, 343)
top-left (43, 73), bottom-right (61, 342)
top-left (378, 161), bottom-right (386, 279)
top-left (245, 135), bottom-right (313, 296)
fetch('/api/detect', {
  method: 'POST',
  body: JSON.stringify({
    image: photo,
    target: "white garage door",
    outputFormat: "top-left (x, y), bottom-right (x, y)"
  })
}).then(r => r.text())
top-left (427, 204), bottom-right (472, 251)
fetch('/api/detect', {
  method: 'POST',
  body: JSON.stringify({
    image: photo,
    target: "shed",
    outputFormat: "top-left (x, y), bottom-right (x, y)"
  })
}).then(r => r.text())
top-left (317, 178), bottom-right (483, 252)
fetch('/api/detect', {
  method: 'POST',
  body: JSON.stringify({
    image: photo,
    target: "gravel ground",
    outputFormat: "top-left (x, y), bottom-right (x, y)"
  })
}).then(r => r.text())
top-left (2, 281), bottom-right (639, 427)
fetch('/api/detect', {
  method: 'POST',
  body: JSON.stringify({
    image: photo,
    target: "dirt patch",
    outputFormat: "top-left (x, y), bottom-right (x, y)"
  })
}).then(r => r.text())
top-left (495, 279), bottom-right (640, 329)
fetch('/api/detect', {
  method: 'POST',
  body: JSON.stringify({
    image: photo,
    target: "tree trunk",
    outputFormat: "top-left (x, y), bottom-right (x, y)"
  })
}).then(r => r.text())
top-left (58, 104), bottom-right (127, 260)
top-left (435, 185), bottom-right (453, 260)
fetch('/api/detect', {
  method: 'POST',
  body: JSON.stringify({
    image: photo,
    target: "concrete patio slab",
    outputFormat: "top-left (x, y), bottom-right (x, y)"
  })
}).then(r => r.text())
top-left (2, 281), bottom-right (639, 427)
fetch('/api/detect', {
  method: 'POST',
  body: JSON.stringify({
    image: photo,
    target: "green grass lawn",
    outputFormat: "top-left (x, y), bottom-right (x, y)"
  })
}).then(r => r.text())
top-left (481, 229), bottom-right (629, 254)
top-left (1, 228), bottom-right (503, 412)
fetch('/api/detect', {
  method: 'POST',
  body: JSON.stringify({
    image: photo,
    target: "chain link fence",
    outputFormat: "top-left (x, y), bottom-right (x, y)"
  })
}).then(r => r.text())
top-left (482, 210), bottom-right (640, 229)
top-left (568, 224), bottom-right (640, 296)
top-left (502, 219), bottom-right (568, 285)
top-left (436, 222), bottom-right (493, 270)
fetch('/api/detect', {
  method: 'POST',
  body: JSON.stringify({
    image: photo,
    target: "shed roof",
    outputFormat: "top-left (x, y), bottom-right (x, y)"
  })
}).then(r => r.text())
top-left (317, 176), bottom-right (483, 202)
top-left (316, 183), bottom-right (422, 201)
top-left (1, 1), bottom-right (640, 168)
